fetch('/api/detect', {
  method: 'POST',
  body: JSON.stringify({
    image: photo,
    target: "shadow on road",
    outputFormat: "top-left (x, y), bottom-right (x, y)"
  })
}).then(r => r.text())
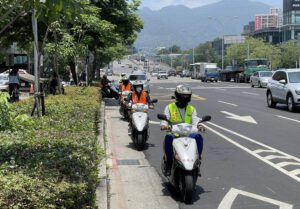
top-left (267, 104), bottom-right (300, 113)
top-left (103, 98), bottom-right (119, 107)
top-left (161, 180), bottom-right (209, 205)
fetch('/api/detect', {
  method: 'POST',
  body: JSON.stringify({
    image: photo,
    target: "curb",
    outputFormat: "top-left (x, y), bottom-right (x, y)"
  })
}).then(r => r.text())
top-left (96, 102), bottom-right (108, 209)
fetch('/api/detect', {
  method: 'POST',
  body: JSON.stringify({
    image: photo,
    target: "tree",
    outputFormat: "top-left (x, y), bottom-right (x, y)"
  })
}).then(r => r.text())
top-left (194, 42), bottom-right (218, 63)
top-left (280, 40), bottom-right (300, 68)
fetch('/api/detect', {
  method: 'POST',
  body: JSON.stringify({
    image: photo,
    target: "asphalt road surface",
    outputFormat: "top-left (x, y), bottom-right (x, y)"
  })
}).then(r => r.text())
top-left (109, 60), bottom-right (300, 209)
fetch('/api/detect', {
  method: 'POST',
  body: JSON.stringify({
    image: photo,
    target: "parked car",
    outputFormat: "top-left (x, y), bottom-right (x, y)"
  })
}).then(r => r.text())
top-left (0, 73), bottom-right (9, 92)
top-left (128, 64), bottom-right (133, 68)
top-left (157, 71), bottom-right (168, 79)
top-left (129, 70), bottom-right (150, 92)
top-left (250, 71), bottom-right (273, 88)
top-left (168, 70), bottom-right (176, 77)
top-left (267, 69), bottom-right (300, 112)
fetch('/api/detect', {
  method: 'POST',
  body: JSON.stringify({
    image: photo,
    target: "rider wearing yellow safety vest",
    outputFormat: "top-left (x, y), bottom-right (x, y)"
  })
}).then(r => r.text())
top-left (160, 85), bottom-right (205, 176)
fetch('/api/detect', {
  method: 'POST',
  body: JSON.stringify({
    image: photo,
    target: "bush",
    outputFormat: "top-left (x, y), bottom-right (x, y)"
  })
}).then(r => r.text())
top-left (0, 87), bottom-right (103, 208)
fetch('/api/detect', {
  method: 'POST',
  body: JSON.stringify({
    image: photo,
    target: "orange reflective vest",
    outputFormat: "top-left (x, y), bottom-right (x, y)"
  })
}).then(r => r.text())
top-left (121, 84), bottom-right (131, 91)
top-left (131, 91), bottom-right (147, 104)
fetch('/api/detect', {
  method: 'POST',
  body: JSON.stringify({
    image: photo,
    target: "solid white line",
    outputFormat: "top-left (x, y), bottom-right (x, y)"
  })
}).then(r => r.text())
top-left (203, 122), bottom-right (300, 183)
top-left (207, 122), bottom-right (300, 162)
top-left (276, 115), bottom-right (300, 123)
top-left (218, 188), bottom-right (293, 209)
top-left (242, 91), bottom-right (260, 96)
top-left (218, 101), bottom-right (238, 107)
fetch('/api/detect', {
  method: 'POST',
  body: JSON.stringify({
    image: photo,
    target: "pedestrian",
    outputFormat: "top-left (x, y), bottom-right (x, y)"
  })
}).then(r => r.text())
top-left (49, 74), bottom-right (58, 95)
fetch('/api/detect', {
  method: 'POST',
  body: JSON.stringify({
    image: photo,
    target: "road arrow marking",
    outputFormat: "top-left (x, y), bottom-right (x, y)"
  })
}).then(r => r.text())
top-left (218, 188), bottom-right (293, 209)
top-left (218, 101), bottom-right (238, 107)
top-left (221, 111), bottom-right (257, 124)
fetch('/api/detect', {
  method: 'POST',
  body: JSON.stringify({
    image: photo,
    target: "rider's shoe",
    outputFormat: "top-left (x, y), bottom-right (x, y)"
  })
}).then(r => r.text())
top-left (162, 160), bottom-right (172, 176)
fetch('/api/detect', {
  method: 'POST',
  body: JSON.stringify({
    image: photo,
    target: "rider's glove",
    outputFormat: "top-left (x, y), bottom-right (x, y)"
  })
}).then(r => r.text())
top-left (149, 104), bottom-right (154, 109)
top-left (197, 124), bottom-right (205, 132)
top-left (160, 125), bottom-right (170, 131)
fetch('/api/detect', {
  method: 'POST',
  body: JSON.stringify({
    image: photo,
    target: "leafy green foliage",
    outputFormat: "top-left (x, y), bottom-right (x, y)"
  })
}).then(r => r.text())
top-left (0, 87), bottom-right (103, 208)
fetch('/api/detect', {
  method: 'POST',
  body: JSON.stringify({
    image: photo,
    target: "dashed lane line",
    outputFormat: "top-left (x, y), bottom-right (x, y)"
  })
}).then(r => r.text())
top-left (218, 101), bottom-right (238, 107)
top-left (242, 91), bottom-right (260, 96)
top-left (276, 115), bottom-right (300, 123)
top-left (204, 122), bottom-right (300, 183)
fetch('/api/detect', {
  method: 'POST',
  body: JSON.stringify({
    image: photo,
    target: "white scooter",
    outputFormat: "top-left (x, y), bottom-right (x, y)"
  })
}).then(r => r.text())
top-left (129, 99), bottom-right (158, 151)
top-left (157, 114), bottom-right (211, 204)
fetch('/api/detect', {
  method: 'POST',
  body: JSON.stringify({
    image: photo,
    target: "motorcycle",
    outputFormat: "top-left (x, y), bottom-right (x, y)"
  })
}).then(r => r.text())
top-left (119, 90), bottom-right (131, 120)
top-left (157, 114), bottom-right (211, 204)
top-left (129, 99), bottom-right (158, 151)
top-left (102, 81), bottom-right (119, 100)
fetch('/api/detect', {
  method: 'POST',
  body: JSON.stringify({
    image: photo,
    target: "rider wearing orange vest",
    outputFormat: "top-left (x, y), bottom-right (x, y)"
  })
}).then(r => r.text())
top-left (120, 76), bottom-right (131, 93)
top-left (128, 81), bottom-right (152, 106)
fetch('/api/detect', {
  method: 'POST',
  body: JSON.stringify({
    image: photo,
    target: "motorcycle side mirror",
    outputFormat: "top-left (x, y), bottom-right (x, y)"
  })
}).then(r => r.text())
top-left (171, 96), bottom-right (175, 99)
top-left (152, 99), bottom-right (158, 103)
top-left (157, 114), bottom-right (168, 121)
top-left (201, 115), bottom-right (211, 122)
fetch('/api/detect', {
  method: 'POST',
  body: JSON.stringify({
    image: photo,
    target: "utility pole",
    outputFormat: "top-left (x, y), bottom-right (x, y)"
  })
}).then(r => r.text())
top-left (32, 9), bottom-right (40, 117)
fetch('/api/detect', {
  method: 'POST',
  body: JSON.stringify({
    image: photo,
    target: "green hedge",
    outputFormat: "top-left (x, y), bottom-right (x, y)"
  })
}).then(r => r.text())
top-left (0, 87), bottom-right (103, 209)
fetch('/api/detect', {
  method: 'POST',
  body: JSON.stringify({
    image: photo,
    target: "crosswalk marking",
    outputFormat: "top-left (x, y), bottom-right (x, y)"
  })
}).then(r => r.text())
top-left (264, 155), bottom-right (293, 160)
top-left (277, 162), bottom-right (300, 168)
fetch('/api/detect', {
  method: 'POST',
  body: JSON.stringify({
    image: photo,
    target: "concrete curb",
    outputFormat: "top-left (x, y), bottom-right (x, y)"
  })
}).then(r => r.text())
top-left (96, 102), bottom-right (108, 209)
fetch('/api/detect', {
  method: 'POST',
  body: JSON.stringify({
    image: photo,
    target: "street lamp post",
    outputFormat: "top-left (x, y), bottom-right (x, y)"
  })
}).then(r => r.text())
top-left (208, 16), bottom-right (238, 70)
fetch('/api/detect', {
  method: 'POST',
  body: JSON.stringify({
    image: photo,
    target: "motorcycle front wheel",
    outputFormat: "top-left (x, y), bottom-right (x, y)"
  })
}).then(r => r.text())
top-left (179, 173), bottom-right (194, 204)
top-left (136, 133), bottom-right (145, 151)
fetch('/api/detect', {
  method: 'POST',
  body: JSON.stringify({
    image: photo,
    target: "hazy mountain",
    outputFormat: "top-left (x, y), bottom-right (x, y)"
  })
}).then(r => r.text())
top-left (136, 0), bottom-right (271, 49)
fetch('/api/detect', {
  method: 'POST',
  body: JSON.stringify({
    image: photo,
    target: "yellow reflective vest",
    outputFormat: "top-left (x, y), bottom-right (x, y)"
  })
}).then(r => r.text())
top-left (168, 103), bottom-right (195, 124)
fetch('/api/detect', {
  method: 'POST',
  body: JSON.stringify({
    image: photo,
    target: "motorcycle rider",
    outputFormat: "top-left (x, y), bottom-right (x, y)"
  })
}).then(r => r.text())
top-left (119, 75), bottom-right (131, 93)
top-left (127, 81), bottom-right (154, 134)
top-left (101, 74), bottom-right (119, 99)
top-left (160, 84), bottom-right (205, 176)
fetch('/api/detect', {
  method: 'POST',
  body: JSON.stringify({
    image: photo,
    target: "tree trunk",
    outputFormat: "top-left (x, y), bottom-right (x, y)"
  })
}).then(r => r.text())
top-left (69, 61), bottom-right (78, 85)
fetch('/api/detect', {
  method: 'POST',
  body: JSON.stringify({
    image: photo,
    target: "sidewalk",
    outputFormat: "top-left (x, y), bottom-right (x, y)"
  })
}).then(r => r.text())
top-left (103, 103), bottom-right (179, 209)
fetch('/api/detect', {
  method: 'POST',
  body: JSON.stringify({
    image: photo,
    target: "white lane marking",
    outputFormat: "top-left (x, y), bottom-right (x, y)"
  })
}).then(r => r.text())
top-left (276, 115), bottom-right (300, 123)
top-left (277, 162), bottom-right (300, 168)
top-left (254, 149), bottom-right (277, 154)
top-left (218, 101), bottom-right (238, 107)
top-left (264, 155), bottom-right (292, 160)
top-left (242, 91), bottom-right (260, 96)
top-left (149, 120), bottom-right (160, 125)
top-left (290, 169), bottom-right (300, 176)
top-left (192, 86), bottom-right (250, 89)
top-left (216, 88), bottom-right (227, 91)
top-left (218, 188), bottom-right (293, 209)
top-left (221, 111), bottom-right (257, 124)
top-left (204, 122), bottom-right (300, 182)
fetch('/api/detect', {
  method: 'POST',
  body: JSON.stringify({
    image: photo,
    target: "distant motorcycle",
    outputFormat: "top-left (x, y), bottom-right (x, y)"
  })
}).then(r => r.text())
top-left (102, 82), bottom-right (119, 100)
top-left (129, 99), bottom-right (157, 150)
top-left (157, 114), bottom-right (211, 204)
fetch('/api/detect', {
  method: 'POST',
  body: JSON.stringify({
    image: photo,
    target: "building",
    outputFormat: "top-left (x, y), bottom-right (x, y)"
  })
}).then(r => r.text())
top-left (243, 21), bottom-right (255, 34)
top-left (255, 9), bottom-right (280, 31)
top-left (282, 0), bottom-right (300, 41)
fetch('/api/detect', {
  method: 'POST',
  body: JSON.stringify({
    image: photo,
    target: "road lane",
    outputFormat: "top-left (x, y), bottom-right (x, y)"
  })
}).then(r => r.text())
top-left (145, 78), bottom-right (300, 209)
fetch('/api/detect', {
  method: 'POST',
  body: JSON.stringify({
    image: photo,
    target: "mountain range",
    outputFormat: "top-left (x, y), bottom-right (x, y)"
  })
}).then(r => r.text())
top-left (135, 0), bottom-right (274, 50)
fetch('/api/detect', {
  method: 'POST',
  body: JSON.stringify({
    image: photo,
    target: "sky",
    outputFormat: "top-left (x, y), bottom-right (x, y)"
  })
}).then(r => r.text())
top-left (140, 0), bottom-right (282, 10)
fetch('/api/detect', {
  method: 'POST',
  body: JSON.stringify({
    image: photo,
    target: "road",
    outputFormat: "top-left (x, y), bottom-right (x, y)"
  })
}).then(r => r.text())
top-left (108, 60), bottom-right (300, 209)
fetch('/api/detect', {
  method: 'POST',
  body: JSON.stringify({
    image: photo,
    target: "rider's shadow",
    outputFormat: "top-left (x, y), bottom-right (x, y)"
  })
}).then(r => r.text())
top-left (161, 181), bottom-right (209, 205)
top-left (125, 142), bottom-right (156, 151)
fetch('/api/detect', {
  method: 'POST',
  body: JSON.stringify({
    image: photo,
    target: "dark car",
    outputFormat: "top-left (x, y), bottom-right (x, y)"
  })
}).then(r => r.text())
top-left (168, 70), bottom-right (176, 77)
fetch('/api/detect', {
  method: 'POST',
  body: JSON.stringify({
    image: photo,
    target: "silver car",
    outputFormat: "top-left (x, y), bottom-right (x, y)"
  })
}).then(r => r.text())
top-left (267, 69), bottom-right (300, 112)
top-left (250, 71), bottom-right (273, 88)
top-left (129, 70), bottom-right (150, 92)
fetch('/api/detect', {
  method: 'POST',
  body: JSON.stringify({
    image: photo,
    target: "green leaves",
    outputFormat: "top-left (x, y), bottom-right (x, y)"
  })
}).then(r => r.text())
top-left (0, 87), bottom-right (103, 208)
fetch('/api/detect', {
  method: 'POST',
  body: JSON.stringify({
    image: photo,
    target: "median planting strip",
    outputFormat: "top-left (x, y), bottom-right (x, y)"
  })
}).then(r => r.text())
top-left (0, 87), bottom-right (104, 208)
